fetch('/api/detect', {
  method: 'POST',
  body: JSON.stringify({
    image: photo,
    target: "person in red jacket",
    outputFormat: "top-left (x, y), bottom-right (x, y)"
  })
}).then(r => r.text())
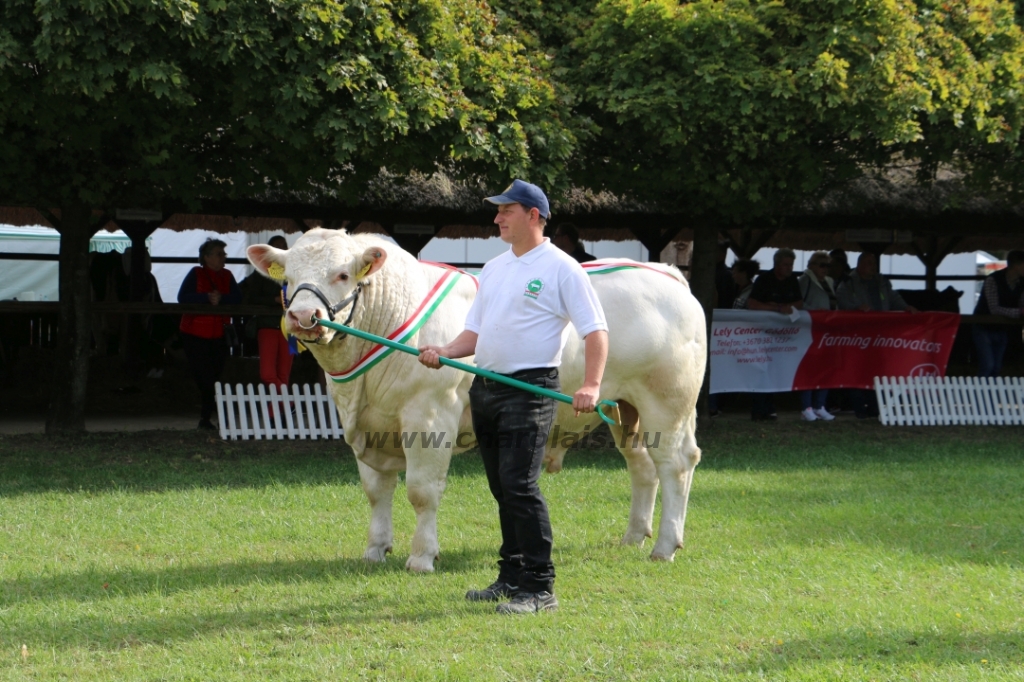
top-left (177, 239), bottom-right (242, 429)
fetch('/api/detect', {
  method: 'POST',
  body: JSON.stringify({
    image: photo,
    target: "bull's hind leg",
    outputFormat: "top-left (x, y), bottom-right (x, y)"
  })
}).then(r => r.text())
top-left (648, 410), bottom-right (701, 561)
top-left (612, 400), bottom-right (658, 546)
top-left (356, 458), bottom-right (399, 563)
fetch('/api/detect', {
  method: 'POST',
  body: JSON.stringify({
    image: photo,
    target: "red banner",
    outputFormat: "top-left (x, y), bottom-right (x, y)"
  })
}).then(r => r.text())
top-left (791, 311), bottom-right (960, 390)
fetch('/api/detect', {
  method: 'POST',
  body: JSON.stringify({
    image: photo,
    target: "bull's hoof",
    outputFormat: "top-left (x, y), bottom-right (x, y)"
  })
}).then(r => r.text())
top-left (405, 554), bottom-right (437, 573)
top-left (544, 460), bottom-right (563, 474)
top-left (649, 551), bottom-right (676, 562)
top-left (363, 545), bottom-right (392, 563)
top-left (620, 529), bottom-right (652, 546)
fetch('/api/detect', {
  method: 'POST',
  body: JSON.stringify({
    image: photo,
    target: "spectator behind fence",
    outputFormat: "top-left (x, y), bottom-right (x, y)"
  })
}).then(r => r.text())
top-left (828, 248), bottom-right (852, 288)
top-left (836, 252), bottom-right (919, 313)
top-left (972, 249), bottom-right (1024, 377)
top-left (121, 247), bottom-right (175, 378)
top-left (551, 223), bottom-right (596, 263)
top-left (177, 239), bottom-right (243, 430)
top-left (714, 240), bottom-right (737, 308)
top-left (709, 258), bottom-right (760, 417)
top-left (243, 235), bottom-right (294, 392)
top-left (836, 252), bottom-right (917, 419)
top-left (796, 251), bottom-right (837, 422)
top-left (730, 259), bottom-right (760, 309)
top-left (746, 248), bottom-right (803, 421)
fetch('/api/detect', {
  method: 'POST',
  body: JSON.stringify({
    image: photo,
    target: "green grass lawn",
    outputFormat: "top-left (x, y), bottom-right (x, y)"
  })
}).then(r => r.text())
top-left (1, 418), bottom-right (1022, 681)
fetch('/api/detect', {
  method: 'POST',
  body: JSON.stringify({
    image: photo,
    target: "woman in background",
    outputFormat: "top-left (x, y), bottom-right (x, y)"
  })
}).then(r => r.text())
top-left (177, 239), bottom-right (242, 430)
top-left (796, 251), bottom-right (838, 422)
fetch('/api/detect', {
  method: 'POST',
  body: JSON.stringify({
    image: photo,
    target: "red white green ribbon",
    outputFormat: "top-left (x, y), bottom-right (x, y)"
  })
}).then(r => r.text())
top-left (326, 268), bottom-right (464, 384)
top-left (581, 258), bottom-right (681, 281)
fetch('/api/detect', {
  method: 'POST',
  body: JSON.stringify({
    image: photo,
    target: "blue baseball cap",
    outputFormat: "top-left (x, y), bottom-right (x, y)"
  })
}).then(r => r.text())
top-left (484, 179), bottom-right (551, 219)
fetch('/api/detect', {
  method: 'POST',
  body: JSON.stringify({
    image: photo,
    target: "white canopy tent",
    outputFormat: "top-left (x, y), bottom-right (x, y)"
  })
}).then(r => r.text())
top-left (0, 225), bottom-right (143, 301)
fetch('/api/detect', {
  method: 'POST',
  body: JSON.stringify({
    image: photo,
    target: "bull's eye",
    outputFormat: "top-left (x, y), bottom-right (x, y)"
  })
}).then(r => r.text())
top-left (338, 273), bottom-right (349, 282)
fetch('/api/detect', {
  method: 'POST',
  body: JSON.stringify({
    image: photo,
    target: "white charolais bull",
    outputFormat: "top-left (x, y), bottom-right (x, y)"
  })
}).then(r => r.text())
top-left (247, 229), bottom-right (706, 571)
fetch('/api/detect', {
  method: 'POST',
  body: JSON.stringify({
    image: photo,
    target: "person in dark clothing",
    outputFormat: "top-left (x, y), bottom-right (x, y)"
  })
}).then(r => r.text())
top-left (709, 242), bottom-right (739, 416)
top-left (730, 259), bottom-right (761, 309)
top-left (828, 248), bottom-right (852, 288)
top-left (973, 249), bottom-right (1024, 377)
top-left (714, 240), bottom-right (736, 309)
top-left (552, 223), bottom-right (596, 263)
top-left (177, 238), bottom-right (243, 429)
top-left (745, 248), bottom-right (803, 421)
top-left (419, 180), bottom-right (609, 616)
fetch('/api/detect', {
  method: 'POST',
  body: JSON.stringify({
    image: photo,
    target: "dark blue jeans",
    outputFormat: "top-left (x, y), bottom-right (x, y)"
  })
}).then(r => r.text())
top-left (973, 325), bottom-right (1010, 378)
top-left (470, 367), bottom-right (560, 594)
top-left (799, 389), bottom-right (829, 411)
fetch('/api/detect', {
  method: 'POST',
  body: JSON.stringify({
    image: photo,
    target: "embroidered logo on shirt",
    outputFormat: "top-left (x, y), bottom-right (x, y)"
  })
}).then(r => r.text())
top-left (524, 278), bottom-right (545, 299)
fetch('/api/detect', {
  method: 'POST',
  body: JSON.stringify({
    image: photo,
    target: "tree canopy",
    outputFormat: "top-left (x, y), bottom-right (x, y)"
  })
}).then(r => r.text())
top-left (497, 0), bottom-right (1024, 219)
top-left (0, 0), bottom-right (572, 210)
top-left (0, 0), bottom-right (579, 434)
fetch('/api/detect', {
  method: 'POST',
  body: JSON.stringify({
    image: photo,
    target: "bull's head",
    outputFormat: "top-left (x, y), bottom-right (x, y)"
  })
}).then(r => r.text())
top-left (247, 230), bottom-right (387, 343)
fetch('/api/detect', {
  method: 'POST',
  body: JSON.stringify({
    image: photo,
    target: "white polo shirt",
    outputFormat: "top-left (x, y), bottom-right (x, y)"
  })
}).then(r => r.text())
top-left (465, 239), bottom-right (608, 374)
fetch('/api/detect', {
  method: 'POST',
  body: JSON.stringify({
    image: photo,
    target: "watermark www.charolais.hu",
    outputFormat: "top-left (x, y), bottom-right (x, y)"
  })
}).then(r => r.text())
top-left (363, 425), bottom-right (661, 450)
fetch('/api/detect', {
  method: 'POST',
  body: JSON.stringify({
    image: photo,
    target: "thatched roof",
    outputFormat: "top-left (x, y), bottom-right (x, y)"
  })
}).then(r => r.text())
top-left (0, 206), bottom-right (120, 232)
top-left (770, 167), bottom-right (1024, 255)
top-left (2, 167), bottom-right (1022, 254)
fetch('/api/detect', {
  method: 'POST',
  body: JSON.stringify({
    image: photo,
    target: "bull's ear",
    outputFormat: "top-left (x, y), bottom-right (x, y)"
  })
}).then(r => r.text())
top-left (247, 245), bottom-right (287, 281)
top-left (356, 246), bottom-right (387, 281)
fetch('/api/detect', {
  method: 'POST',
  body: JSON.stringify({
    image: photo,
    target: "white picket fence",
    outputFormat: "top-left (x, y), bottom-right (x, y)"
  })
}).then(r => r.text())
top-left (874, 376), bottom-right (1024, 426)
top-left (215, 382), bottom-right (344, 440)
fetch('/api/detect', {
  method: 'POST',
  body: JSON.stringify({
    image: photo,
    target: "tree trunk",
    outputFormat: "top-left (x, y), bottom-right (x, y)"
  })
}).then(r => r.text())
top-left (689, 221), bottom-right (717, 428)
top-left (46, 203), bottom-right (98, 435)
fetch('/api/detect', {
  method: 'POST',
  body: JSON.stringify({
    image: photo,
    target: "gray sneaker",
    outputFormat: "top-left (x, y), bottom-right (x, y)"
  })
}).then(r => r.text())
top-left (465, 580), bottom-right (519, 602)
top-left (495, 591), bottom-right (558, 615)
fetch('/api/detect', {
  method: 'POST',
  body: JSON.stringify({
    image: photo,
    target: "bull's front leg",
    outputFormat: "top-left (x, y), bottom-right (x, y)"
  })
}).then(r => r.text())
top-left (402, 443), bottom-right (453, 573)
top-left (356, 458), bottom-right (399, 563)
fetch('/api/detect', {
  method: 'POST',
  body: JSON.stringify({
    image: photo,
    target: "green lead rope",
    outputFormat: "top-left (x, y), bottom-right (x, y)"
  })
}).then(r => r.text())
top-left (314, 317), bottom-right (619, 426)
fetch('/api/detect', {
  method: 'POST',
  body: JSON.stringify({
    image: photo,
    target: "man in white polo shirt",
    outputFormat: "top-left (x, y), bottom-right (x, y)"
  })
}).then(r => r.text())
top-left (419, 179), bottom-right (609, 615)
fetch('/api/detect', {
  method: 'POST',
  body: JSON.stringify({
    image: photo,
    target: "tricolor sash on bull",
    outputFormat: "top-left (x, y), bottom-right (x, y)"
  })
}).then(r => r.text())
top-left (324, 267), bottom-right (467, 384)
top-left (581, 258), bottom-right (682, 281)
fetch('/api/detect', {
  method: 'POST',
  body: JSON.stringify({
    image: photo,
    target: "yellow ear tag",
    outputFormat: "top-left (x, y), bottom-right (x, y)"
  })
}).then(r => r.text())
top-left (357, 262), bottom-right (373, 279)
top-left (268, 263), bottom-right (286, 281)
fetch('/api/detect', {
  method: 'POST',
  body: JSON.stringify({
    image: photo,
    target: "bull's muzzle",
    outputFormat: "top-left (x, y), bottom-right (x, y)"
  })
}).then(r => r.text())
top-left (286, 308), bottom-right (325, 338)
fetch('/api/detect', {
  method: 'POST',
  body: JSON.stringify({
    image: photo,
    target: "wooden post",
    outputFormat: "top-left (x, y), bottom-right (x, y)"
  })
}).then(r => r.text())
top-left (689, 221), bottom-right (717, 425)
top-left (911, 236), bottom-right (962, 292)
top-left (630, 226), bottom-right (682, 262)
top-left (720, 226), bottom-right (776, 260)
top-left (381, 224), bottom-right (439, 257)
top-left (116, 221), bottom-right (161, 378)
top-left (45, 203), bottom-right (101, 435)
